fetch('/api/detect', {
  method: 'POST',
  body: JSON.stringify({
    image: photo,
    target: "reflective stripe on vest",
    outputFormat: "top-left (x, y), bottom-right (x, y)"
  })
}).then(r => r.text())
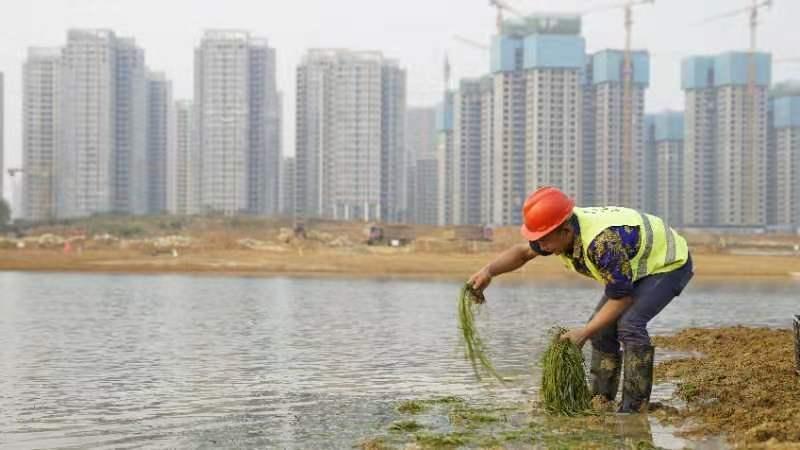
top-left (558, 207), bottom-right (689, 284)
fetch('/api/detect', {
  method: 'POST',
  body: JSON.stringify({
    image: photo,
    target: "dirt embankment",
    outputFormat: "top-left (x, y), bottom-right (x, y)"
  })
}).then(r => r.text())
top-left (1, 247), bottom-right (800, 281)
top-left (1, 217), bottom-right (799, 280)
top-left (654, 327), bottom-right (800, 449)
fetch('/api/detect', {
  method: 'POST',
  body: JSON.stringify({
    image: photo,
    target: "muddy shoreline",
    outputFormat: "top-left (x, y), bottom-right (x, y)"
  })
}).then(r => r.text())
top-left (654, 327), bottom-right (800, 449)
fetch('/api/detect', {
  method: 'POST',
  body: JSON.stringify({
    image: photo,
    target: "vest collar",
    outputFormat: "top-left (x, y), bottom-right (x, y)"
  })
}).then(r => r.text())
top-left (567, 214), bottom-right (583, 261)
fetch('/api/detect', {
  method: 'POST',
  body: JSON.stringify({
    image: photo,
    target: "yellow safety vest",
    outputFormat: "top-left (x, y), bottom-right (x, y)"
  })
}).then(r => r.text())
top-left (559, 206), bottom-right (689, 284)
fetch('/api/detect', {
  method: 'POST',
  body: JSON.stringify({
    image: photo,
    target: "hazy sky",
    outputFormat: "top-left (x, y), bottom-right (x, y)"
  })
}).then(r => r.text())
top-left (2, 0), bottom-right (800, 197)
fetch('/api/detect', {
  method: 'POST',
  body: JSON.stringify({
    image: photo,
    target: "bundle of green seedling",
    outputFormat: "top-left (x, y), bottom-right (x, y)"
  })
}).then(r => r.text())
top-left (540, 327), bottom-right (592, 416)
top-left (457, 283), bottom-right (504, 382)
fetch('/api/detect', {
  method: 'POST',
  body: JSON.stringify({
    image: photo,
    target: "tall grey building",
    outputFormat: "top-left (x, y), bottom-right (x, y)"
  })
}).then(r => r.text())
top-left (643, 115), bottom-right (658, 214)
top-left (295, 49), bottom-right (404, 221)
top-left (195, 30), bottom-right (280, 216)
top-left (114, 37), bottom-right (148, 215)
top-left (435, 90), bottom-right (455, 225)
top-left (146, 72), bottom-right (173, 214)
top-left (406, 107), bottom-right (437, 224)
top-left (682, 52), bottom-right (771, 227)
top-left (581, 56), bottom-right (596, 206)
top-left (591, 49), bottom-right (649, 210)
top-left (382, 61), bottom-right (407, 222)
top-left (452, 78), bottom-right (485, 225)
top-left (55, 30), bottom-right (150, 218)
top-left (415, 158), bottom-right (439, 225)
top-left (58, 30), bottom-right (117, 217)
top-left (168, 100), bottom-right (196, 215)
top-left (478, 78), bottom-right (495, 224)
top-left (22, 48), bottom-right (61, 221)
top-left (489, 25), bottom-right (526, 225)
top-left (651, 111), bottom-right (684, 226)
top-left (770, 83), bottom-right (800, 229)
top-left (488, 16), bottom-right (585, 225)
top-left (248, 38), bottom-right (281, 216)
top-left (524, 28), bottom-right (585, 211)
top-left (280, 156), bottom-right (295, 217)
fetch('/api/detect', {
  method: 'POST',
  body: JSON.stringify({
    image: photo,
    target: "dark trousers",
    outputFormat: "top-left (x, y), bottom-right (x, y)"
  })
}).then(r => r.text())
top-left (591, 255), bottom-right (694, 353)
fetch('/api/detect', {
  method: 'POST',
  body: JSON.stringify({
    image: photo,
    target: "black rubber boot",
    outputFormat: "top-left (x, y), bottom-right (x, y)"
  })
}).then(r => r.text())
top-left (590, 348), bottom-right (622, 402)
top-left (618, 345), bottom-right (655, 414)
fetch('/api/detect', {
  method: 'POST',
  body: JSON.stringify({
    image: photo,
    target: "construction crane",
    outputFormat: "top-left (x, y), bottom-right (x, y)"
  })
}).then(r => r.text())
top-left (582, 0), bottom-right (654, 207)
top-left (453, 35), bottom-right (490, 52)
top-left (444, 53), bottom-right (452, 91)
top-left (700, 0), bottom-right (773, 218)
top-left (489, 0), bottom-right (526, 32)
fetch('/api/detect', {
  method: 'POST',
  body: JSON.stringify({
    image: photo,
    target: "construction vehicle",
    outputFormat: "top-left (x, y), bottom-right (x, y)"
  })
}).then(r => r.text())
top-left (366, 224), bottom-right (415, 247)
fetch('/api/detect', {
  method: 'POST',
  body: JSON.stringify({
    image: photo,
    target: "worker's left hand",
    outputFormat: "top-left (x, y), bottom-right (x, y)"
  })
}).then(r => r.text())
top-left (560, 328), bottom-right (589, 349)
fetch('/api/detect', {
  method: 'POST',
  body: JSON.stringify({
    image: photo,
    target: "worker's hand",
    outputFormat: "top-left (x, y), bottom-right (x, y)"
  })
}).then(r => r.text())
top-left (468, 266), bottom-right (493, 296)
top-left (560, 327), bottom-right (589, 349)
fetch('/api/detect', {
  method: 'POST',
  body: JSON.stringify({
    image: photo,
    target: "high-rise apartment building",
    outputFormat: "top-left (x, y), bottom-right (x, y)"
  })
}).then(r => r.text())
top-left (195, 30), bottom-right (280, 215)
top-left (435, 90), bottom-right (455, 225)
top-left (382, 62), bottom-right (407, 222)
top-left (296, 49), bottom-right (405, 221)
top-left (168, 100), bottom-right (196, 215)
top-left (58, 30), bottom-right (147, 218)
top-left (113, 37), bottom-right (148, 215)
top-left (770, 83), bottom-right (800, 229)
top-left (280, 156), bottom-right (295, 217)
top-left (682, 52), bottom-right (771, 227)
top-left (488, 16), bottom-right (585, 225)
top-left (591, 50), bottom-right (649, 210)
top-left (146, 72), bottom-right (172, 214)
top-left (650, 111), bottom-right (684, 226)
top-left (453, 78), bottom-right (485, 225)
top-left (524, 27), bottom-right (586, 211)
top-left (406, 107), bottom-right (437, 224)
top-left (22, 48), bottom-right (60, 221)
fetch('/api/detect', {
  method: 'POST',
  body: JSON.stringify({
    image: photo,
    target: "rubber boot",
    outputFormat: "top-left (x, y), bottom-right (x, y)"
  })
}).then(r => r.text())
top-left (618, 345), bottom-right (655, 414)
top-left (590, 348), bottom-right (622, 402)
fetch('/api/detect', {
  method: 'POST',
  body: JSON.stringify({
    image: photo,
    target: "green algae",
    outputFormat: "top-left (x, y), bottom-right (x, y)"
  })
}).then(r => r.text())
top-left (457, 283), bottom-right (505, 382)
top-left (540, 327), bottom-right (592, 416)
top-left (387, 420), bottom-right (423, 433)
top-left (396, 400), bottom-right (427, 414)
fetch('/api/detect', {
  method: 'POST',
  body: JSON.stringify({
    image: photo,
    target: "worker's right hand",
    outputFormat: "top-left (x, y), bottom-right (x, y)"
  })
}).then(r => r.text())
top-left (468, 266), bottom-right (493, 294)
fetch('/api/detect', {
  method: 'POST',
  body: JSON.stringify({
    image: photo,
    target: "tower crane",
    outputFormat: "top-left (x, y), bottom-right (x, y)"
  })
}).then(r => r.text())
top-left (581, 0), bottom-right (654, 207)
top-left (489, 0), bottom-right (526, 32)
top-left (453, 35), bottom-right (490, 52)
top-left (699, 1), bottom-right (774, 216)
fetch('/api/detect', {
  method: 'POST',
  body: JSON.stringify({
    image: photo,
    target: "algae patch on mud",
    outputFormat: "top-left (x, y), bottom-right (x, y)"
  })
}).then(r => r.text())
top-left (361, 396), bottom-right (669, 449)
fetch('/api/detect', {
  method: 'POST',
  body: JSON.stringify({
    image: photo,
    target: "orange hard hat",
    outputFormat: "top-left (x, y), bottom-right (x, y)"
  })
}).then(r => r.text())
top-left (520, 186), bottom-right (575, 241)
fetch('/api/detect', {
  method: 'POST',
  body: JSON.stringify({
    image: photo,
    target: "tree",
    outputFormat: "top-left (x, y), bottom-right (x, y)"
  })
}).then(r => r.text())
top-left (0, 198), bottom-right (10, 226)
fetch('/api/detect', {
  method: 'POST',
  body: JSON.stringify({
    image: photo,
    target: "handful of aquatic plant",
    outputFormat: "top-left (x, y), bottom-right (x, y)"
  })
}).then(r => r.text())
top-left (540, 327), bottom-right (592, 416)
top-left (457, 283), bottom-right (505, 382)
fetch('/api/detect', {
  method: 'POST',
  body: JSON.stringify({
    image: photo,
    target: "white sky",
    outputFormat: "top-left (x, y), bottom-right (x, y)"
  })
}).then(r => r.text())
top-left (2, 0), bottom-right (800, 199)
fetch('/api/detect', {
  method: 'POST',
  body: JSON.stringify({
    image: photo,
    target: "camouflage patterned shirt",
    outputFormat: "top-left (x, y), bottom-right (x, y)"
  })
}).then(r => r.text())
top-left (529, 215), bottom-right (640, 299)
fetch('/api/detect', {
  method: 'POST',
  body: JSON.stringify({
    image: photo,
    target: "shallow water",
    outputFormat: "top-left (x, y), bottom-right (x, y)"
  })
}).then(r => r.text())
top-left (0, 272), bottom-right (796, 449)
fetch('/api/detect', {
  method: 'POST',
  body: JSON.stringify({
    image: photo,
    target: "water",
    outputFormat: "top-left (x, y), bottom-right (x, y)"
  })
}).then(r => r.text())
top-left (0, 272), bottom-right (797, 449)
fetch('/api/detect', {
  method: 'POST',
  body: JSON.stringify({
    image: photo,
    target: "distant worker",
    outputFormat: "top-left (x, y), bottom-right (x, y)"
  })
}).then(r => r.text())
top-left (468, 186), bottom-right (694, 413)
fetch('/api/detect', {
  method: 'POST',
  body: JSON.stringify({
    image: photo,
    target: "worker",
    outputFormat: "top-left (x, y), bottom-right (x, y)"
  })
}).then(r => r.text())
top-left (468, 186), bottom-right (694, 413)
